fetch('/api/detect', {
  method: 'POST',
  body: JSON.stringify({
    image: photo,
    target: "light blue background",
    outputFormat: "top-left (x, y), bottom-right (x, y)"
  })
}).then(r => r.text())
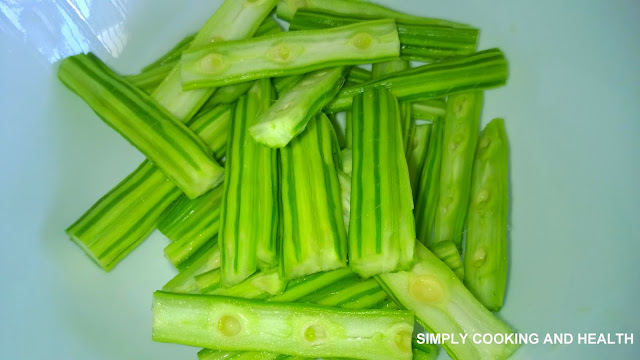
top-left (0, 0), bottom-right (638, 359)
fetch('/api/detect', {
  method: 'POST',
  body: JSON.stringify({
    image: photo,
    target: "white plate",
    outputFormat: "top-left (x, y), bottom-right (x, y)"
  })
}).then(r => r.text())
top-left (0, 0), bottom-right (638, 359)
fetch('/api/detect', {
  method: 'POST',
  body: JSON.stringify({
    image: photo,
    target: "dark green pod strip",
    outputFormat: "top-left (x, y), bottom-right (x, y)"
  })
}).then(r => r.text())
top-left (66, 105), bottom-right (230, 271)
top-left (219, 80), bottom-right (279, 286)
top-left (464, 118), bottom-right (509, 311)
top-left (277, 0), bottom-right (472, 28)
top-left (280, 114), bottom-right (347, 280)
top-left (349, 88), bottom-right (415, 278)
top-left (406, 123), bottom-right (432, 198)
top-left (414, 117), bottom-right (445, 246)
top-left (325, 48), bottom-right (507, 113)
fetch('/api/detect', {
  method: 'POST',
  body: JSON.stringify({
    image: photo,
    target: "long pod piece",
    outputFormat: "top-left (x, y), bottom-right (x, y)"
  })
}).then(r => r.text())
top-left (464, 118), bottom-right (509, 311)
top-left (180, 19), bottom-right (400, 88)
top-left (219, 79), bottom-right (279, 286)
top-left (289, 9), bottom-right (478, 62)
top-left (152, 292), bottom-right (414, 360)
top-left (280, 114), bottom-right (347, 280)
top-left (276, 0), bottom-right (472, 28)
top-left (64, 0), bottom-right (276, 270)
top-left (325, 48), bottom-right (507, 113)
top-left (66, 105), bottom-right (230, 271)
top-left (349, 88), bottom-right (415, 278)
top-left (377, 242), bottom-right (519, 360)
top-left (58, 53), bottom-right (225, 199)
top-left (432, 92), bottom-right (483, 279)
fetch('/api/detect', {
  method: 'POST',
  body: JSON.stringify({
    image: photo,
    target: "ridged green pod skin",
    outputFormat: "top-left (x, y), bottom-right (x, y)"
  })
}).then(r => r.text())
top-left (414, 117), bottom-right (444, 246)
top-left (377, 242), bottom-right (519, 360)
top-left (432, 92), bottom-right (483, 278)
top-left (325, 49), bottom-right (507, 113)
top-left (162, 243), bottom-right (221, 293)
top-left (219, 80), bottom-right (279, 286)
top-left (66, 105), bottom-right (230, 271)
top-left (411, 99), bottom-right (446, 122)
top-left (64, 0), bottom-right (275, 271)
top-left (370, 59), bottom-right (412, 150)
top-left (141, 33), bottom-right (196, 73)
top-left (289, 9), bottom-right (478, 62)
top-left (152, 292), bottom-right (414, 360)
top-left (151, 0), bottom-right (277, 121)
top-left (464, 118), bottom-right (509, 312)
top-left (250, 67), bottom-right (347, 148)
top-left (159, 184), bottom-right (224, 268)
top-left (407, 123), bottom-right (432, 197)
top-left (349, 88), bottom-right (415, 278)
top-left (129, 17), bottom-right (282, 95)
top-left (58, 53), bottom-right (225, 199)
top-left (346, 66), bottom-right (371, 86)
top-left (276, 0), bottom-right (472, 28)
top-left (280, 114), bottom-right (347, 280)
top-left (181, 20), bottom-right (400, 88)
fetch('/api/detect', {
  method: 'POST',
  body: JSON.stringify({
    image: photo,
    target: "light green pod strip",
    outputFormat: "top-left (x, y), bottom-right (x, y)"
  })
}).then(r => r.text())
top-left (433, 92), bottom-right (483, 276)
top-left (65, 105), bottom-right (230, 271)
top-left (181, 19), bottom-right (400, 88)
top-left (199, 81), bottom-right (255, 112)
top-left (376, 242), bottom-right (520, 360)
top-left (130, 16), bottom-right (282, 95)
top-left (464, 118), bottom-right (509, 312)
top-left (349, 88), bottom-right (415, 278)
top-left (269, 268), bottom-right (356, 303)
top-left (371, 59), bottom-right (409, 79)
top-left (199, 350), bottom-right (279, 360)
top-left (197, 268), bottom-right (286, 299)
top-left (219, 80), bottom-right (279, 286)
top-left (163, 243), bottom-right (221, 293)
top-left (159, 184), bottom-right (224, 268)
top-left (413, 342), bottom-right (439, 360)
top-left (126, 62), bottom-right (177, 93)
top-left (337, 170), bottom-right (351, 230)
top-left (250, 67), bottom-right (347, 148)
top-left (407, 123), bottom-right (432, 198)
top-left (280, 114), bottom-right (347, 280)
top-left (58, 53), bottom-right (225, 199)
top-left (325, 48), bottom-right (507, 113)
top-left (151, 0), bottom-right (277, 121)
top-left (431, 241), bottom-right (464, 279)
top-left (411, 99), bottom-right (446, 122)
top-left (141, 33), bottom-right (196, 73)
top-left (414, 117), bottom-right (444, 247)
top-left (152, 292), bottom-right (414, 360)
top-left (276, 0), bottom-right (472, 28)
top-left (346, 66), bottom-right (371, 86)
top-left (272, 75), bottom-right (303, 95)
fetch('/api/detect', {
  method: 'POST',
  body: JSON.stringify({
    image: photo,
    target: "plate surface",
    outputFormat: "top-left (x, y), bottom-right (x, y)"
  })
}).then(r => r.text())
top-left (0, 0), bottom-right (638, 359)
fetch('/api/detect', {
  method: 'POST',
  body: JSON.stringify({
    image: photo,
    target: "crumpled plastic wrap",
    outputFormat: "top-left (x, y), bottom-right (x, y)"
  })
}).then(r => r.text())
top-left (0, 0), bottom-right (129, 62)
